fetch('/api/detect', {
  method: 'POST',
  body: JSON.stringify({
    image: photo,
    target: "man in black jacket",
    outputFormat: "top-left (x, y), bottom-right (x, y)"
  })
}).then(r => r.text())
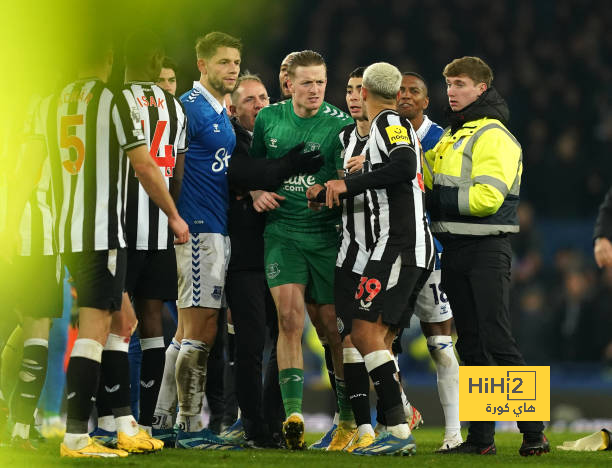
top-left (224, 74), bottom-right (322, 447)
top-left (594, 188), bottom-right (612, 268)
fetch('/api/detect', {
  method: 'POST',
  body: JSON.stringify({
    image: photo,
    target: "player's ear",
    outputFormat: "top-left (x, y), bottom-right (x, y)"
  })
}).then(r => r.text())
top-left (361, 86), bottom-right (368, 101)
top-left (196, 58), bottom-right (207, 75)
top-left (286, 76), bottom-right (294, 94)
top-left (423, 95), bottom-right (430, 110)
top-left (229, 104), bottom-right (236, 116)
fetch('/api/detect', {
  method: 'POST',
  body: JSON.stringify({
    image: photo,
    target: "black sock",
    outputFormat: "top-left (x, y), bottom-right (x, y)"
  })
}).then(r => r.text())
top-left (12, 342), bottom-right (48, 425)
top-left (344, 361), bottom-right (370, 427)
top-left (376, 398), bottom-right (386, 426)
top-left (139, 345), bottom-right (165, 427)
top-left (101, 350), bottom-right (132, 418)
top-left (323, 344), bottom-right (339, 413)
top-left (66, 357), bottom-right (101, 434)
top-left (368, 360), bottom-right (404, 427)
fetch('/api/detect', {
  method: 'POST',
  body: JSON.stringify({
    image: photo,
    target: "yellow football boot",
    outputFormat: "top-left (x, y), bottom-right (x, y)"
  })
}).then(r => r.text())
top-left (60, 437), bottom-right (129, 458)
top-left (347, 433), bottom-right (375, 453)
top-left (117, 428), bottom-right (164, 453)
top-left (282, 413), bottom-right (305, 450)
top-left (326, 423), bottom-right (357, 451)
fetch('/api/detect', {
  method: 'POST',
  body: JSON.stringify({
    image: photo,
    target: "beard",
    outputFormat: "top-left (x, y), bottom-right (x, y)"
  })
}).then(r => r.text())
top-left (209, 73), bottom-right (234, 96)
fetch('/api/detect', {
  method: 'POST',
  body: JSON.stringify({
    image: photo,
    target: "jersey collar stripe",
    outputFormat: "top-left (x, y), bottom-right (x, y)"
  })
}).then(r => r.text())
top-left (192, 81), bottom-right (224, 115)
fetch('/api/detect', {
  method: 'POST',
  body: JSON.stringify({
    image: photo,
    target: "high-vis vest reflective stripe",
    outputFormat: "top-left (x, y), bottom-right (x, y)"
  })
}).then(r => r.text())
top-left (425, 118), bottom-right (522, 236)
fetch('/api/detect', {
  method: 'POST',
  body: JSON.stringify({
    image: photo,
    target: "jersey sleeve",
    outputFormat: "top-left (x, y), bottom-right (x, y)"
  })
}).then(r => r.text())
top-left (249, 109), bottom-right (267, 159)
top-left (112, 88), bottom-right (146, 151)
top-left (377, 113), bottom-right (415, 156)
top-left (176, 99), bottom-right (188, 154)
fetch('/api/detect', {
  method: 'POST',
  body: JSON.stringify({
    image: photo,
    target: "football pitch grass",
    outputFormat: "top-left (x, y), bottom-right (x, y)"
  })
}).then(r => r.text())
top-left (1, 428), bottom-right (609, 467)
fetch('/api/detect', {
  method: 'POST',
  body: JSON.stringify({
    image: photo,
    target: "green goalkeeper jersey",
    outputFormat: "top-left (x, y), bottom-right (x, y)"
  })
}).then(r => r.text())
top-left (250, 99), bottom-right (353, 233)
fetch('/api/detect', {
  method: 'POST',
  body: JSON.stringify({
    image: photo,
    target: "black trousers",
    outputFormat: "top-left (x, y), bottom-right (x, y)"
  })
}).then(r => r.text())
top-left (440, 235), bottom-right (544, 444)
top-left (226, 270), bottom-right (284, 439)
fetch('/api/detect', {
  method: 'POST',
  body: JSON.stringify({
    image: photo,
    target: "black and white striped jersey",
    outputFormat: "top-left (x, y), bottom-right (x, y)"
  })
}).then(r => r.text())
top-left (336, 124), bottom-right (372, 274)
top-left (122, 82), bottom-right (187, 250)
top-left (34, 78), bottom-right (146, 253)
top-left (19, 96), bottom-right (55, 256)
top-left (18, 158), bottom-right (55, 256)
top-left (344, 109), bottom-right (434, 269)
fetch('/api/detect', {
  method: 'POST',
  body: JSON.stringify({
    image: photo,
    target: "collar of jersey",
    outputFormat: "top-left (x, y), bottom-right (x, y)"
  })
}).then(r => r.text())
top-left (192, 81), bottom-right (224, 114)
top-left (126, 81), bottom-right (155, 86)
top-left (288, 99), bottom-right (326, 124)
top-left (416, 115), bottom-right (432, 141)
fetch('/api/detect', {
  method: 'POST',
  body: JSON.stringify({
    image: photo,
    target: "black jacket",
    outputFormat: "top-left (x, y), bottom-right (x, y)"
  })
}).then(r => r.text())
top-left (594, 187), bottom-right (612, 241)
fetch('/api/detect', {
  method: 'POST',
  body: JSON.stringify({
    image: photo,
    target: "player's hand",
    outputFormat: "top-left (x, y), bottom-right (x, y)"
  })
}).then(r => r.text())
top-left (346, 154), bottom-right (365, 173)
top-left (169, 215), bottom-right (190, 244)
top-left (594, 237), bottom-right (612, 268)
top-left (283, 142), bottom-right (324, 175)
top-left (324, 179), bottom-right (347, 208)
top-left (306, 184), bottom-right (324, 201)
top-left (252, 190), bottom-right (285, 212)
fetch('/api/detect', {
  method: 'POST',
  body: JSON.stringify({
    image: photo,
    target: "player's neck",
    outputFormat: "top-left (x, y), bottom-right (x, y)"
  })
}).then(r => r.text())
top-left (356, 119), bottom-right (370, 137)
top-left (365, 102), bottom-right (393, 122)
top-left (124, 68), bottom-right (152, 84)
top-left (292, 100), bottom-right (320, 119)
top-left (199, 77), bottom-right (225, 106)
top-left (77, 67), bottom-right (108, 83)
top-left (410, 114), bottom-right (425, 132)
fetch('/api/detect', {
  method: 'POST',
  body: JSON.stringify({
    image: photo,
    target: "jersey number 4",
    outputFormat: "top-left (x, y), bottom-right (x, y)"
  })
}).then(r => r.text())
top-left (145, 120), bottom-right (175, 177)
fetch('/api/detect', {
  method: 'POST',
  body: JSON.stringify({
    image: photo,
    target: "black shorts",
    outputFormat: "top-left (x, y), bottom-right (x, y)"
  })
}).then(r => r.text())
top-left (125, 248), bottom-right (177, 301)
top-left (11, 254), bottom-right (63, 319)
top-left (334, 267), bottom-right (361, 340)
top-left (354, 255), bottom-right (429, 329)
top-left (63, 248), bottom-right (126, 311)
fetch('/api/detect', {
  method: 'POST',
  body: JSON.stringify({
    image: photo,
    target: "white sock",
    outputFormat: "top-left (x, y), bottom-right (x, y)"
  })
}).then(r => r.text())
top-left (115, 415), bottom-right (139, 436)
top-left (175, 339), bottom-right (210, 433)
top-left (387, 422), bottom-right (410, 439)
top-left (358, 423), bottom-right (375, 438)
top-left (63, 432), bottom-right (90, 450)
top-left (12, 422), bottom-right (30, 439)
top-left (427, 335), bottom-right (460, 436)
top-left (332, 412), bottom-right (339, 425)
top-left (153, 338), bottom-right (181, 427)
top-left (139, 425), bottom-right (152, 435)
top-left (176, 413), bottom-right (204, 433)
top-left (98, 415), bottom-right (116, 432)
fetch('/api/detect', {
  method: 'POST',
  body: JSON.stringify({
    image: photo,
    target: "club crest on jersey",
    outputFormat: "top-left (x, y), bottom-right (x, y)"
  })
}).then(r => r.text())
top-left (213, 123), bottom-right (220, 133)
top-left (266, 262), bottom-right (280, 279)
top-left (211, 286), bottom-right (223, 301)
top-left (269, 138), bottom-right (278, 148)
top-left (304, 142), bottom-right (320, 152)
top-left (385, 125), bottom-right (410, 145)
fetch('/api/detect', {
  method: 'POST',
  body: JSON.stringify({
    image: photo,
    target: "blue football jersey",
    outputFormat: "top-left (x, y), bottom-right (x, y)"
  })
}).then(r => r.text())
top-left (417, 115), bottom-right (445, 265)
top-left (179, 81), bottom-right (236, 234)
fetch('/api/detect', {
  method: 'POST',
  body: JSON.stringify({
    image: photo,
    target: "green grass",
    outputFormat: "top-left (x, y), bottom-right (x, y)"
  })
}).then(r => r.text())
top-left (1, 429), bottom-right (610, 468)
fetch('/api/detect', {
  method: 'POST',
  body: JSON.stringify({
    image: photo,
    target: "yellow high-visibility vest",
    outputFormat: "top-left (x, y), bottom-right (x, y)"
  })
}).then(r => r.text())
top-left (424, 117), bottom-right (522, 236)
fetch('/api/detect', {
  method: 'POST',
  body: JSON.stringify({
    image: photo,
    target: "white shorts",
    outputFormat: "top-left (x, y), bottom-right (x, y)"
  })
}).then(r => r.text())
top-left (176, 233), bottom-right (230, 309)
top-left (413, 268), bottom-right (453, 323)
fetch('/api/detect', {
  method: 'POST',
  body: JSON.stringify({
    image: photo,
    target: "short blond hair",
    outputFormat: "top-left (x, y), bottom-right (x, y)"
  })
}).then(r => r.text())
top-left (363, 62), bottom-right (402, 100)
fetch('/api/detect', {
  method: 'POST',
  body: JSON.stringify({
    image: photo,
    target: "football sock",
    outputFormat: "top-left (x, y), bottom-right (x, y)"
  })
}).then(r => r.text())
top-left (139, 337), bottom-right (165, 428)
top-left (97, 415), bottom-right (115, 432)
top-left (279, 368), bottom-right (304, 417)
top-left (175, 339), bottom-right (209, 432)
top-left (153, 338), bottom-right (180, 428)
top-left (12, 339), bottom-right (48, 430)
top-left (427, 335), bottom-right (460, 436)
top-left (100, 334), bottom-right (132, 419)
top-left (343, 347), bottom-right (371, 427)
top-left (334, 377), bottom-right (354, 424)
top-left (64, 339), bottom-right (103, 449)
top-left (364, 350), bottom-right (409, 438)
top-left (323, 344), bottom-right (339, 413)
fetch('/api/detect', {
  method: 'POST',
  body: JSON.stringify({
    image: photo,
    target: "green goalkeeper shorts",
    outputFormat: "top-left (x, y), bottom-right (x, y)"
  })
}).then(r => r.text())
top-left (263, 223), bottom-right (337, 305)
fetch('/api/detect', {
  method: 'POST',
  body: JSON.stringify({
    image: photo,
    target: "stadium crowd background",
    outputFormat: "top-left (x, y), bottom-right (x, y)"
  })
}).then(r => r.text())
top-left (2, 0), bottom-right (610, 431)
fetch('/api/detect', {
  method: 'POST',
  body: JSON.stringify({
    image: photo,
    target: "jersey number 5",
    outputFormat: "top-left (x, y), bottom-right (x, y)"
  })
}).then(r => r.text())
top-left (60, 114), bottom-right (84, 174)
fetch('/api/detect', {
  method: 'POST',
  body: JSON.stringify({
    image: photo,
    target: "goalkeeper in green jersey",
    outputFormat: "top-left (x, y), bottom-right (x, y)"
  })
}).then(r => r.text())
top-left (250, 50), bottom-right (355, 450)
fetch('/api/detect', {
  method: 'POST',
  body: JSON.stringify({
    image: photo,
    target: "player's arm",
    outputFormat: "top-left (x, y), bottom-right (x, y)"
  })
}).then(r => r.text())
top-left (127, 145), bottom-right (188, 243)
top-left (113, 90), bottom-right (188, 243)
top-left (171, 152), bottom-right (185, 203)
top-left (344, 145), bottom-right (417, 194)
top-left (594, 187), bottom-right (612, 267)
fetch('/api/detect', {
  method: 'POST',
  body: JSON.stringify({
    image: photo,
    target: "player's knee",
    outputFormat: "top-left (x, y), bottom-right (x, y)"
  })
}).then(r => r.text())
top-left (278, 311), bottom-right (303, 337)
